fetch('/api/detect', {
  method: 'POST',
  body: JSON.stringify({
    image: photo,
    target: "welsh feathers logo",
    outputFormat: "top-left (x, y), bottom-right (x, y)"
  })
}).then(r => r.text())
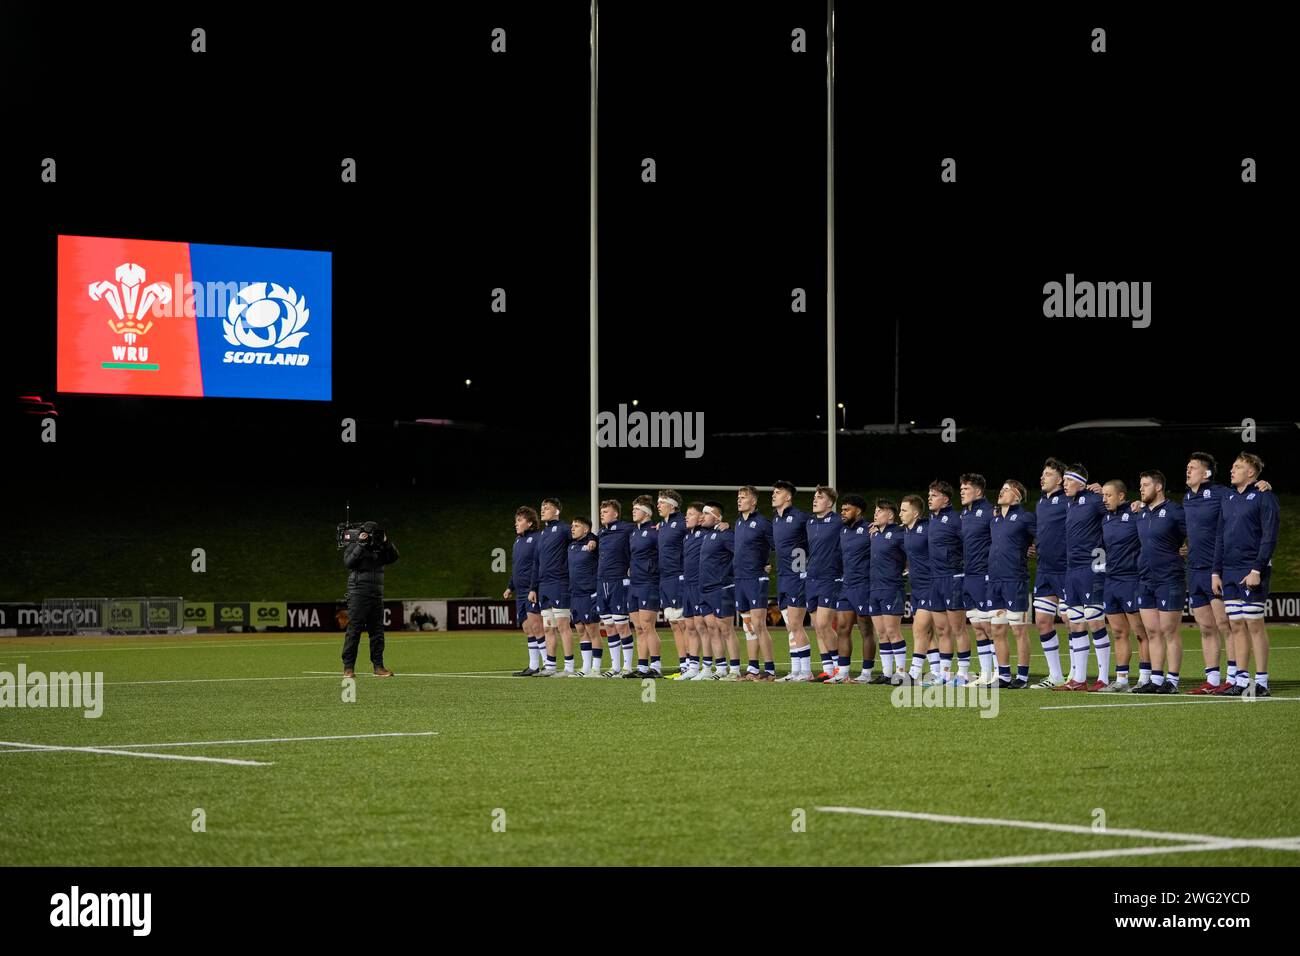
top-left (223, 283), bottom-right (310, 349)
top-left (89, 262), bottom-right (173, 344)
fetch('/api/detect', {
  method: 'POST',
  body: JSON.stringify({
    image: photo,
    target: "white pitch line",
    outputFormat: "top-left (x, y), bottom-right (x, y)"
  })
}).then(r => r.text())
top-left (908, 842), bottom-right (1236, 867)
top-left (100, 675), bottom-right (342, 687)
top-left (909, 836), bottom-right (1300, 867)
top-left (13, 639), bottom-right (339, 655)
top-left (0, 731), bottom-right (439, 755)
top-left (813, 806), bottom-right (1299, 848)
top-left (1040, 696), bottom-right (1300, 711)
top-left (303, 670), bottom-right (522, 679)
top-left (0, 739), bottom-right (272, 766)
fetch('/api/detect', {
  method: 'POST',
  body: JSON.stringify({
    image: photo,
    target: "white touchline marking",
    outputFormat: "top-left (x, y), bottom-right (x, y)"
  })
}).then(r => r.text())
top-left (904, 841), bottom-right (1296, 867)
top-left (100, 675), bottom-right (341, 687)
top-left (15, 639), bottom-right (338, 655)
top-left (0, 740), bottom-right (272, 766)
top-left (1040, 696), bottom-right (1300, 711)
top-left (302, 671), bottom-right (522, 679)
top-left (0, 731), bottom-right (439, 754)
top-left (6, 632), bottom-right (532, 655)
top-left (813, 806), bottom-right (1300, 849)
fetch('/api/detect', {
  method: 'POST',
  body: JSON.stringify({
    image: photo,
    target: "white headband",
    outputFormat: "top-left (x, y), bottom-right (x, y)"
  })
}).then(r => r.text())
top-left (633, 503), bottom-right (653, 517)
top-left (703, 506), bottom-right (720, 518)
top-left (657, 497), bottom-right (679, 507)
top-left (1064, 471), bottom-right (1087, 484)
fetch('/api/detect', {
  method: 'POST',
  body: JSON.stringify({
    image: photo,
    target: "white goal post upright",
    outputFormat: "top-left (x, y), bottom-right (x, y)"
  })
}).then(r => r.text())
top-left (589, 2), bottom-right (837, 512)
top-left (826, 0), bottom-right (836, 490)
top-left (589, 1), bottom-right (601, 522)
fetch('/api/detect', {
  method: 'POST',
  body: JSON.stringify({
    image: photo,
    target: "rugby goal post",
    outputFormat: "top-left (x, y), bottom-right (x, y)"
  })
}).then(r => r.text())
top-left (587, 0), bottom-right (839, 518)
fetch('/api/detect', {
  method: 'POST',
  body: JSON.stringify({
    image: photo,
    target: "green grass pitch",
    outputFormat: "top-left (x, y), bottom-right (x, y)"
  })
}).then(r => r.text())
top-left (1, 628), bottom-right (1298, 866)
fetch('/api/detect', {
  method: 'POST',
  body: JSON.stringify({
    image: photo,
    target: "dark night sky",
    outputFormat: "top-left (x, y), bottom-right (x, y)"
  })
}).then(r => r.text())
top-left (1, 4), bottom-right (1288, 446)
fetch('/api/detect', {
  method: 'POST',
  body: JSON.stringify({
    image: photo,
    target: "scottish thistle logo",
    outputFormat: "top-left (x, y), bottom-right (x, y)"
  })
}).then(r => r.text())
top-left (222, 282), bottom-right (312, 366)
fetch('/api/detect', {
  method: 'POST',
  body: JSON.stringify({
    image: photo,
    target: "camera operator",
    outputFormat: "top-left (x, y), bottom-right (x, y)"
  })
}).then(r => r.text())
top-left (342, 520), bottom-right (399, 678)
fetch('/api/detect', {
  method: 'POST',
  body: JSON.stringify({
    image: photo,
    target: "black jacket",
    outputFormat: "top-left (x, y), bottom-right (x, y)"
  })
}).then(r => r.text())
top-left (344, 537), bottom-right (399, 593)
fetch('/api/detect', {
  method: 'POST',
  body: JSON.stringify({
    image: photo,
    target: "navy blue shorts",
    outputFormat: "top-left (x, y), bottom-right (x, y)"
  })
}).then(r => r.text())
top-left (985, 579), bottom-right (1029, 613)
top-left (841, 582), bottom-right (871, 615)
top-left (699, 585), bottom-right (736, 619)
top-left (515, 596), bottom-right (540, 626)
top-left (777, 574), bottom-right (806, 610)
top-left (961, 574), bottom-right (986, 613)
top-left (910, 584), bottom-right (933, 612)
top-left (682, 582), bottom-right (701, 618)
top-left (570, 591), bottom-right (599, 624)
top-left (537, 579), bottom-right (570, 611)
top-left (1138, 578), bottom-right (1184, 612)
top-left (1102, 576), bottom-right (1140, 615)
top-left (1220, 567), bottom-right (1269, 603)
top-left (805, 577), bottom-right (840, 612)
top-left (930, 574), bottom-right (964, 611)
top-left (869, 587), bottom-right (906, 616)
top-left (627, 582), bottom-right (660, 612)
top-left (1062, 569), bottom-right (1103, 609)
top-left (1033, 570), bottom-right (1067, 602)
top-left (735, 576), bottom-right (769, 614)
top-left (595, 579), bottom-right (627, 618)
top-left (659, 575), bottom-right (684, 611)
top-left (1187, 569), bottom-right (1217, 609)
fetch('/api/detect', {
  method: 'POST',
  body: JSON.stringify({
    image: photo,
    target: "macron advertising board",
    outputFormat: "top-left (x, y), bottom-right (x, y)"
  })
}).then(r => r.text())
top-left (58, 235), bottom-right (332, 400)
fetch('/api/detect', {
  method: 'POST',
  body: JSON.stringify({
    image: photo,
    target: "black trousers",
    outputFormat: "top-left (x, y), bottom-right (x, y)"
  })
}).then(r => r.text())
top-left (341, 591), bottom-right (385, 667)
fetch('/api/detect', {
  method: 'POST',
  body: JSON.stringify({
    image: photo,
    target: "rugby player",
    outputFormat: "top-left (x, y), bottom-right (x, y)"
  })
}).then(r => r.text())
top-left (626, 495), bottom-right (663, 677)
top-left (959, 474), bottom-right (997, 684)
top-left (595, 499), bottom-right (635, 677)
top-left (656, 490), bottom-right (693, 679)
top-left (698, 501), bottom-right (741, 680)
top-left (1213, 452), bottom-right (1280, 696)
top-left (1029, 459), bottom-right (1070, 688)
top-left (772, 481), bottom-right (815, 681)
top-left (807, 486), bottom-right (845, 681)
top-left (868, 499), bottom-right (908, 684)
top-left (1098, 480), bottom-right (1146, 692)
top-left (534, 498), bottom-right (577, 676)
top-left (1184, 454), bottom-right (1272, 693)
top-left (832, 493), bottom-right (873, 684)
top-left (987, 480), bottom-right (1036, 689)
top-left (506, 506), bottom-right (544, 676)
top-left (900, 494), bottom-right (941, 683)
top-left (926, 480), bottom-right (965, 683)
top-left (1056, 466), bottom-right (1111, 691)
top-left (683, 502), bottom-right (711, 679)
top-left (734, 486), bottom-right (776, 680)
top-left (1130, 470), bottom-right (1185, 694)
top-left (567, 516), bottom-right (604, 676)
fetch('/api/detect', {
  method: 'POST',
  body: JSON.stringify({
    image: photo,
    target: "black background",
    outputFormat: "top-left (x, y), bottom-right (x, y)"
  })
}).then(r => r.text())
top-left (0, 4), bottom-right (1290, 479)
